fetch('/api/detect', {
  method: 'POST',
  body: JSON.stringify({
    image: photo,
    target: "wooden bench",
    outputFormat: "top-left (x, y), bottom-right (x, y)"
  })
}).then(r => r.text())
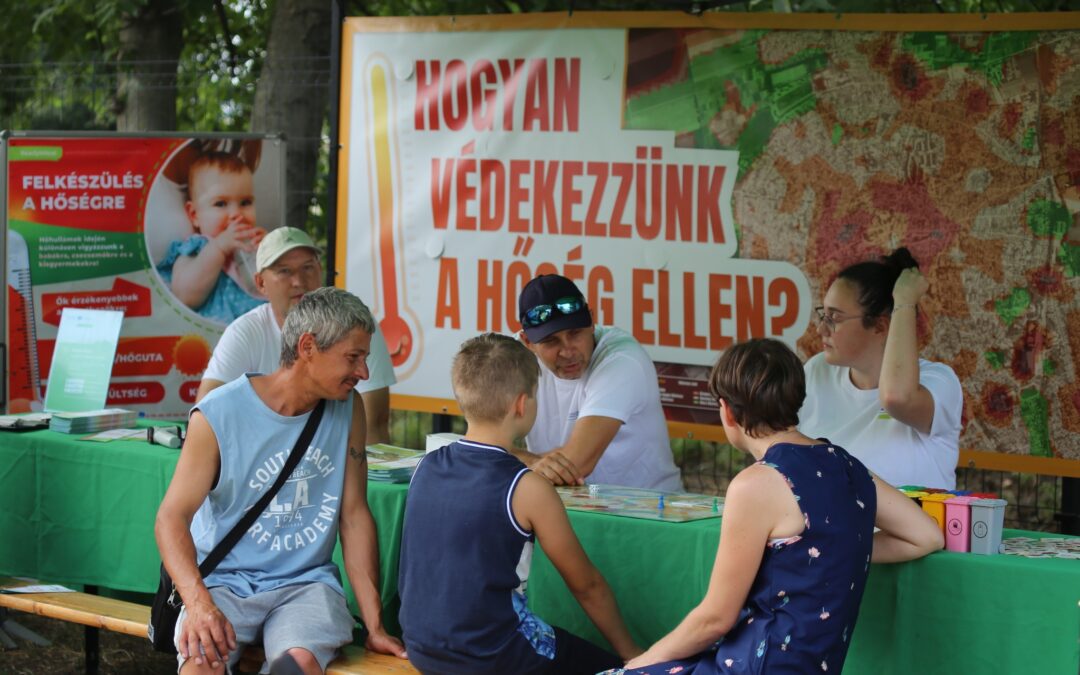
top-left (0, 578), bottom-right (418, 674)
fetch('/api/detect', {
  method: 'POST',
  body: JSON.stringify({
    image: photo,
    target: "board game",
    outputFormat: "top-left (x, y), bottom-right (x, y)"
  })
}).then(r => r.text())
top-left (556, 484), bottom-right (723, 522)
top-left (1000, 536), bottom-right (1080, 559)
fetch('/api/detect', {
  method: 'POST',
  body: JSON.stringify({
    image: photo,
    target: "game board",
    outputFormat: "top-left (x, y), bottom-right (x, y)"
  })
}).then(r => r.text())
top-left (556, 484), bottom-right (723, 522)
top-left (1000, 536), bottom-right (1080, 559)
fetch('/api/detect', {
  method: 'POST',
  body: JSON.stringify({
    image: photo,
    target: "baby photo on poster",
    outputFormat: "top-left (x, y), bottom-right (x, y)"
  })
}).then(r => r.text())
top-left (143, 138), bottom-right (284, 325)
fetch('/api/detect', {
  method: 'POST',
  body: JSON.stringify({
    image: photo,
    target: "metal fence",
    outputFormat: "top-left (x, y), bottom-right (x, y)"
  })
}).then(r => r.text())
top-left (4, 55), bottom-right (1076, 535)
top-left (0, 55), bottom-right (333, 239)
top-left (391, 409), bottom-right (1077, 534)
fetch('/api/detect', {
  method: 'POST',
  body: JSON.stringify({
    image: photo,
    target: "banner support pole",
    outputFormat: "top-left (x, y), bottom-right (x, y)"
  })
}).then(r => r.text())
top-left (326, 0), bottom-right (345, 287)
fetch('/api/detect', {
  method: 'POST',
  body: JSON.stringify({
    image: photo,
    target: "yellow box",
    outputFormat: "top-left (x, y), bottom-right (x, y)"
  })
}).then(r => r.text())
top-left (920, 493), bottom-right (953, 532)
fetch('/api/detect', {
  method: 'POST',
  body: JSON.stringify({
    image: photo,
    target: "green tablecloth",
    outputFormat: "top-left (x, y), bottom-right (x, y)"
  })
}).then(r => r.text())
top-left (2, 427), bottom-right (1077, 672)
top-left (527, 509), bottom-right (1080, 674)
top-left (0, 425), bottom-right (407, 629)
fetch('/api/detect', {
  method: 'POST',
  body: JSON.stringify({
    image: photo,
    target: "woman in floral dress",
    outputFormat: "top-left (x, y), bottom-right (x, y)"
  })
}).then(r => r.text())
top-left (610, 339), bottom-right (942, 675)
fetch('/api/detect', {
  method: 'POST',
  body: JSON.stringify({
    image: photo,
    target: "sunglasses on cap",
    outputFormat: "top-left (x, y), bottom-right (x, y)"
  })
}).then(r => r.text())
top-left (521, 296), bottom-right (585, 327)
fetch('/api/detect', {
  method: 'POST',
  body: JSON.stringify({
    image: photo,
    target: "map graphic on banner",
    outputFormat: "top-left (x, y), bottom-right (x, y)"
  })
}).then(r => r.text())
top-left (616, 27), bottom-right (1080, 461)
top-left (342, 17), bottom-right (1080, 465)
top-left (4, 134), bottom-right (285, 417)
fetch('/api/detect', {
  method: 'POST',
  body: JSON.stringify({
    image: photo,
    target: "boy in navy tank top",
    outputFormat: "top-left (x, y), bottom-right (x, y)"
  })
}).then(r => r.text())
top-left (399, 333), bottom-right (642, 674)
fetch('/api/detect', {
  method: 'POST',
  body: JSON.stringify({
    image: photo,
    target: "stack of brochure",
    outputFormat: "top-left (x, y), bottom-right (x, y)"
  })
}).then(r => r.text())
top-left (0, 412), bottom-right (52, 430)
top-left (366, 443), bottom-right (424, 483)
top-left (49, 408), bottom-right (138, 434)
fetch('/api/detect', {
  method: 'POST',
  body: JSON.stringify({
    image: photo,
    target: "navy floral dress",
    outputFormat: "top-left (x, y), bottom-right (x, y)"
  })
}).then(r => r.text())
top-left (610, 442), bottom-right (876, 675)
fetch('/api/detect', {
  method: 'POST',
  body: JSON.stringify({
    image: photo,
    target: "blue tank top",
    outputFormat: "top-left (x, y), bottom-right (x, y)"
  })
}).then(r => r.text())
top-left (190, 375), bottom-right (353, 597)
top-left (399, 440), bottom-right (557, 674)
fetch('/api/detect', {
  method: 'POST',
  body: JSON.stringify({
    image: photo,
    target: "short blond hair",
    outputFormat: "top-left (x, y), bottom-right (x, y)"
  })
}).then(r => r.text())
top-left (452, 333), bottom-right (539, 424)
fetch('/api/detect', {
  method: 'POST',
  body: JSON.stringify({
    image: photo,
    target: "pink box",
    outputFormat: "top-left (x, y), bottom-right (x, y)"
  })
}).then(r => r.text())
top-left (944, 496), bottom-right (975, 552)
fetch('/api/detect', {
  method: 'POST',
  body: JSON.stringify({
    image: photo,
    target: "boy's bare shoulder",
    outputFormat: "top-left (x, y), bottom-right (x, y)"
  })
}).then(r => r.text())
top-left (515, 470), bottom-right (560, 503)
top-left (511, 470), bottom-right (567, 532)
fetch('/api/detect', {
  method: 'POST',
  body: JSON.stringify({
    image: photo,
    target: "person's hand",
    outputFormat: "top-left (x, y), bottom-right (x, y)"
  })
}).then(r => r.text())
top-left (892, 267), bottom-right (928, 307)
top-left (251, 226), bottom-right (267, 248)
top-left (211, 217), bottom-right (260, 256)
top-left (178, 598), bottom-right (236, 670)
top-left (623, 651), bottom-right (656, 669)
top-left (365, 628), bottom-right (407, 658)
top-left (531, 451), bottom-right (583, 486)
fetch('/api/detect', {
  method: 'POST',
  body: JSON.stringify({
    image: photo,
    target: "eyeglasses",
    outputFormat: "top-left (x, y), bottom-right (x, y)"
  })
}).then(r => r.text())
top-left (267, 260), bottom-right (320, 280)
top-left (813, 306), bottom-right (864, 332)
top-left (521, 296), bottom-right (584, 327)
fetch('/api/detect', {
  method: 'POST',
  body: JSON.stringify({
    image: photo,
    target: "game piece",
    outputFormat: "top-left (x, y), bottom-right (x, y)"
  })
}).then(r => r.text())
top-left (970, 498), bottom-right (1007, 555)
top-left (944, 496), bottom-right (974, 553)
top-left (920, 493), bottom-right (951, 532)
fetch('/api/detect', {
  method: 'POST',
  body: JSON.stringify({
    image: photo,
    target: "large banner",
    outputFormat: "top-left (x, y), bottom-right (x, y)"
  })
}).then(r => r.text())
top-left (338, 13), bottom-right (1080, 473)
top-left (3, 133), bottom-right (285, 418)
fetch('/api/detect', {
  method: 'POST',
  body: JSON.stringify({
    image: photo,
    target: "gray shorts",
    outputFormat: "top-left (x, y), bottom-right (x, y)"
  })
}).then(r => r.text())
top-left (174, 582), bottom-right (354, 673)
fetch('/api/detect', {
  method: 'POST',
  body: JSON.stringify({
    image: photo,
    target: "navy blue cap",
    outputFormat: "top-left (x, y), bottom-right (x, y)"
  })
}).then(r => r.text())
top-left (518, 274), bottom-right (592, 342)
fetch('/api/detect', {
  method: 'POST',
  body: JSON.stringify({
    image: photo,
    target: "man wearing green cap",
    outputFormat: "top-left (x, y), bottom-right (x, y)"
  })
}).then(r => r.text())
top-left (196, 227), bottom-right (396, 443)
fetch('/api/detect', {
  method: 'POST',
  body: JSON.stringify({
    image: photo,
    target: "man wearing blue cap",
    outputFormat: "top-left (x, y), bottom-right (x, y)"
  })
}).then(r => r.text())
top-left (516, 274), bottom-right (683, 491)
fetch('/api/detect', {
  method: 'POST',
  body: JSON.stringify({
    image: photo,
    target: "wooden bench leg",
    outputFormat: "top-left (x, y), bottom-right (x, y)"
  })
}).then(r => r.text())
top-left (85, 585), bottom-right (99, 675)
top-left (0, 607), bottom-right (52, 646)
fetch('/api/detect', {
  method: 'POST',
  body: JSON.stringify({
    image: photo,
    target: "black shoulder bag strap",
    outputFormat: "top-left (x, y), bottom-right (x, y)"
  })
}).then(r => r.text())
top-left (196, 398), bottom-right (326, 577)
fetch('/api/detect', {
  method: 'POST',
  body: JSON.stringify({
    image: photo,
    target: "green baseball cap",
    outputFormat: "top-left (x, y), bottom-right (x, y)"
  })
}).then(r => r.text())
top-left (256, 227), bottom-right (322, 272)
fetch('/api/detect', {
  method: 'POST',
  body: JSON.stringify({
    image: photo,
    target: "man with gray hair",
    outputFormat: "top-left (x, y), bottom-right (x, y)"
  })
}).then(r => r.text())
top-left (156, 287), bottom-right (406, 675)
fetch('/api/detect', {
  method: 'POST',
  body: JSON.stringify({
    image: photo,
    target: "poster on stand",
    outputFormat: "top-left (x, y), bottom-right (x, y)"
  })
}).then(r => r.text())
top-left (43, 308), bottom-right (123, 412)
top-left (3, 133), bottom-right (285, 418)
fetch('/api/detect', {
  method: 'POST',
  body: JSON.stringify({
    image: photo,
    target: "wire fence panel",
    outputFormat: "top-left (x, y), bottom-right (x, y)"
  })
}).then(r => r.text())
top-left (1, 56), bottom-right (334, 240)
top-left (389, 410), bottom-right (1074, 534)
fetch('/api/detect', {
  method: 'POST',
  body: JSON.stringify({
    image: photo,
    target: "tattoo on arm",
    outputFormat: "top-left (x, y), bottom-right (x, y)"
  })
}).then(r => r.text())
top-left (349, 445), bottom-right (366, 466)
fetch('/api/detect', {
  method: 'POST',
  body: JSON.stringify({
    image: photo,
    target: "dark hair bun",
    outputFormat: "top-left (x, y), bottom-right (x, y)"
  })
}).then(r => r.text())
top-left (883, 247), bottom-right (919, 272)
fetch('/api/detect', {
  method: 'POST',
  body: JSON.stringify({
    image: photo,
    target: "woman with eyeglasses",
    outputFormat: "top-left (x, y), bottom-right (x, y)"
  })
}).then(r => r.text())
top-left (797, 248), bottom-right (963, 490)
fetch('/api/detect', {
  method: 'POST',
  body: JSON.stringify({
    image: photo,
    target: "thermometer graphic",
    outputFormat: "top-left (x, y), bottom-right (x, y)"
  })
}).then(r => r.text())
top-left (367, 60), bottom-right (420, 371)
top-left (7, 230), bottom-right (42, 408)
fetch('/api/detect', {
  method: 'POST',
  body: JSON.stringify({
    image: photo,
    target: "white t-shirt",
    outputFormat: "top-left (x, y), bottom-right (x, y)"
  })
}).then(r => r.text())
top-left (526, 326), bottom-right (683, 491)
top-left (798, 352), bottom-right (962, 490)
top-left (203, 303), bottom-right (396, 393)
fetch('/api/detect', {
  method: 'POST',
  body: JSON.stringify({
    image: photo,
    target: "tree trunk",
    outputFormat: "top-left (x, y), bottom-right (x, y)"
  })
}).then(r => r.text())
top-left (115, 1), bottom-right (183, 131)
top-left (251, 0), bottom-right (331, 232)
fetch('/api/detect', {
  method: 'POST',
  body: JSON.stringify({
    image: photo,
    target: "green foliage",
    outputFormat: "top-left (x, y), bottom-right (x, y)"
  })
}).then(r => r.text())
top-left (176, 0), bottom-right (272, 132)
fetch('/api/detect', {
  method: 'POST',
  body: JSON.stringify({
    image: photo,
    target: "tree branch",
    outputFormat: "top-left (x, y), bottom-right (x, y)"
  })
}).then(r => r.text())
top-left (213, 0), bottom-right (239, 76)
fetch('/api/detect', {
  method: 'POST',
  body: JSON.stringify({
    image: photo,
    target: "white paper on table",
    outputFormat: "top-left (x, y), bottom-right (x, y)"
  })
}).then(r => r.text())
top-left (82, 427), bottom-right (147, 442)
top-left (0, 584), bottom-right (75, 593)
